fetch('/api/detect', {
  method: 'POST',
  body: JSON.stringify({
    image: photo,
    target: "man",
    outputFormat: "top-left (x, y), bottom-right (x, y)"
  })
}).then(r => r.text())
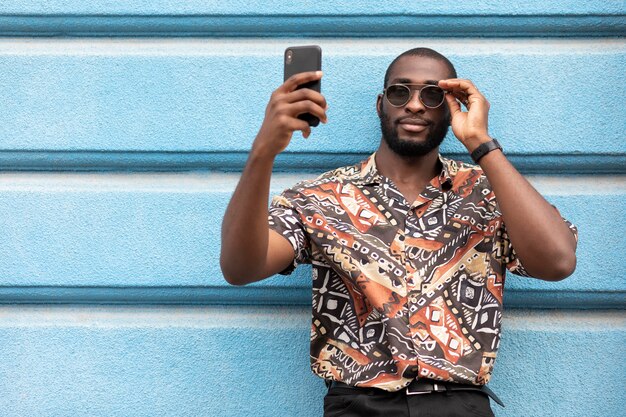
top-left (221, 48), bottom-right (578, 417)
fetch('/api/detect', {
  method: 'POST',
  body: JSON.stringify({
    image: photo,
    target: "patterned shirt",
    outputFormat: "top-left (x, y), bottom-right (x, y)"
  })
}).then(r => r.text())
top-left (268, 153), bottom-right (577, 391)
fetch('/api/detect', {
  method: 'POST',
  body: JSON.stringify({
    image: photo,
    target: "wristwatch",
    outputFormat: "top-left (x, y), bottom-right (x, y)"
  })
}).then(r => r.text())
top-left (470, 138), bottom-right (502, 163)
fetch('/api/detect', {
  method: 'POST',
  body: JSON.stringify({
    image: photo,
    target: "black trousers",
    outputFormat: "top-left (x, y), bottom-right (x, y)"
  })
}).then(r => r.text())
top-left (323, 385), bottom-right (496, 417)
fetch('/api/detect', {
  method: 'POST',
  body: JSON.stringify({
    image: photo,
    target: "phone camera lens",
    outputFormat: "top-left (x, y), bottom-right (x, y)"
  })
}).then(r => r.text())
top-left (286, 50), bottom-right (293, 64)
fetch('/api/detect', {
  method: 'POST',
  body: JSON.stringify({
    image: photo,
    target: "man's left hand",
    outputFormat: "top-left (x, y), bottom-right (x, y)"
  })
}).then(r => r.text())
top-left (437, 79), bottom-right (492, 152)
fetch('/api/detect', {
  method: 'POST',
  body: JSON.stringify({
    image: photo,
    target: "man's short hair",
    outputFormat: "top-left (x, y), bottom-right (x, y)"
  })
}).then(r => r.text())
top-left (384, 48), bottom-right (457, 88)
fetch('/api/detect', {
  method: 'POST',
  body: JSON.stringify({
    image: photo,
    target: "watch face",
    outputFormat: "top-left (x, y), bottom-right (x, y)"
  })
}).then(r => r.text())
top-left (471, 139), bottom-right (501, 163)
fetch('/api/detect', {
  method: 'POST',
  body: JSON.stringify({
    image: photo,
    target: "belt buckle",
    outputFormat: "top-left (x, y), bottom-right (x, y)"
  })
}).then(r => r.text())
top-left (405, 381), bottom-right (446, 396)
top-left (405, 386), bottom-right (429, 396)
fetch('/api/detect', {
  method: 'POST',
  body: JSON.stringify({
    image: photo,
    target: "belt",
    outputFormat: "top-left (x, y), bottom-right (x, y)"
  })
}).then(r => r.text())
top-left (327, 379), bottom-right (505, 408)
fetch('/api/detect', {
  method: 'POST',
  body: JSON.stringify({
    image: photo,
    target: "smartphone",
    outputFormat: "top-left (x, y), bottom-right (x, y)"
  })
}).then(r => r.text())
top-left (284, 45), bottom-right (322, 127)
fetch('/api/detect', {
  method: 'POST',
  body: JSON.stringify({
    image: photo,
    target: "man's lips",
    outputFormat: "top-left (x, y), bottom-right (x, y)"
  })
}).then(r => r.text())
top-left (397, 118), bottom-right (430, 133)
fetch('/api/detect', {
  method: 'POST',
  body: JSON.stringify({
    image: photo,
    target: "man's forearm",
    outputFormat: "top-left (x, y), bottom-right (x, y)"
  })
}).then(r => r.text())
top-left (477, 147), bottom-right (577, 280)
top-left (220, 149), bottom-right (275, 284)
top-left (220, 71), bottom-right (327, 285)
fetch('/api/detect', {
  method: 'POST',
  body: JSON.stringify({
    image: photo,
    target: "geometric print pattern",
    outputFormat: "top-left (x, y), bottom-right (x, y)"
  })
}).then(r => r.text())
top-left (268, 153), bottom-right (578, 391)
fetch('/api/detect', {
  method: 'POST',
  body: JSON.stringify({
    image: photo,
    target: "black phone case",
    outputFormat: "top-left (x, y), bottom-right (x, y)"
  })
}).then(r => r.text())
top-left (284, 45), bottom-right (322, 127)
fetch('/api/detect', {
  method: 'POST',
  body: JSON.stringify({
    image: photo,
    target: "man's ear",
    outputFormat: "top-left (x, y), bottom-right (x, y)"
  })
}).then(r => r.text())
top-left (376, 94), bottom-right (383, 117)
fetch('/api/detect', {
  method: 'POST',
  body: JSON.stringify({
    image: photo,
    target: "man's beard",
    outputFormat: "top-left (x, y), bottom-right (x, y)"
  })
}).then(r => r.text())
top-left (379, 108), bottom-right (449, 157)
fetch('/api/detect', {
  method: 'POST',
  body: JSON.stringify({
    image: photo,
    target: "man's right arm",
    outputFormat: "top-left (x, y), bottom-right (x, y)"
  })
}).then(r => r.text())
top-left (220, 71), bottom-right (327, 285)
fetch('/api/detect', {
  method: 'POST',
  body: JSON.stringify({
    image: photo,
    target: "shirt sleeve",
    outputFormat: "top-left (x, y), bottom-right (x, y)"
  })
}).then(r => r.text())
top-left (268, 190), bottom-right (311, 275)
top-left (500, 205), bottom-right (578, 277)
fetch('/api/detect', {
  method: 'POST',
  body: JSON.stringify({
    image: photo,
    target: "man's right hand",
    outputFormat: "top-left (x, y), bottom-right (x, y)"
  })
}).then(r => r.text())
top-left (252, 71), bottom-right (327, 159)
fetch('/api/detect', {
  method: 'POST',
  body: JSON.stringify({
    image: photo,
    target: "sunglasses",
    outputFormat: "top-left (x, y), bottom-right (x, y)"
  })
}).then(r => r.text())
top-left (383, 83), bottom-right (446, 108)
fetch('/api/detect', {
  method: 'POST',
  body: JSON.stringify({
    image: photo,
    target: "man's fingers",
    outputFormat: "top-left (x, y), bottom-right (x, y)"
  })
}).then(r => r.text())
top-left (445, 93), bottom-right (463, 118)
top-left (281, 71), bottom-right (323, 93)
top-left (450, 90), bottom-right (469, 106)
top-left (288, 119), bottom-right (311, 138)
top-left (284, 88), bottom-right (327, 109)
top-left (438, 79), bottom-right (481, 98)
top-left (287, 100), bottom-right (328, 124)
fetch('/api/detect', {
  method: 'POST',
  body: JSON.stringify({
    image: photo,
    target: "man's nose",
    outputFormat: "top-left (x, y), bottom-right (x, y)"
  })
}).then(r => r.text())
top-left (404, 89), bottom-right (426, 113)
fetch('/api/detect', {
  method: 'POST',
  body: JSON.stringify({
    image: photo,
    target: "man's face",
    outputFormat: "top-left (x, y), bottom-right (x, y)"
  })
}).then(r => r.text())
top-left (377, 56), bottom-right (452, 157)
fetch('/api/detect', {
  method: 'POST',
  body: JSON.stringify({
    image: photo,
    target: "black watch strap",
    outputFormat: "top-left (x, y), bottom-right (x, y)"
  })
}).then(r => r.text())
top-left (470, 138), bottom-right (502, 163)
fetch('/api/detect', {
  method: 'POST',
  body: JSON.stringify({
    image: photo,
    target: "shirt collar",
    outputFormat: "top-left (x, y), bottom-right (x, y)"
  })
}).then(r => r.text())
top-left (355, 153), bottom-right (381, 185)
top-left (354, 152), bottom-right (454, 191)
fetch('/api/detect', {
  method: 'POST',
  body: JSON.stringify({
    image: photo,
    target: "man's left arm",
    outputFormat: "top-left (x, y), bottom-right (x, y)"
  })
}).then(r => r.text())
top-left (438, 78), bottom-right (577, 281)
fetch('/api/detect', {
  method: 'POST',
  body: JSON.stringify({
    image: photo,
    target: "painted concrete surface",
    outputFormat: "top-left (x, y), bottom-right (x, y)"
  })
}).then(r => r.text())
top-left (0, 173), bottom-right (622, 303)
top-left (0, 306), bottom-right (623, 417)
top-left (0, 1), bottom-right (623, 15)
top-left (0, 151), bottom-right (625, 174)
top-left (0, 39), bottom-right (623, 155)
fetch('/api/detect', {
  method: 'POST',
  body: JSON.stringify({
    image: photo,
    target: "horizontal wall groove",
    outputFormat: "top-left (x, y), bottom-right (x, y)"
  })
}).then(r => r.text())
top-left (0, 151), bottom-right (625, 174)
top-left (0, 15), bottom-right (623, 37)
top-left (0, 287), bottom-right (624, 309)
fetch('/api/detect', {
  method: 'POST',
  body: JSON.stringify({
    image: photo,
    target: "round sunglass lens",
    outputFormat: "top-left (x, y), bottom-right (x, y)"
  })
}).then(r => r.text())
top-left (420, 86), bottom-right (445, 107)
top-left (386, 85), bottom-right (411, 106)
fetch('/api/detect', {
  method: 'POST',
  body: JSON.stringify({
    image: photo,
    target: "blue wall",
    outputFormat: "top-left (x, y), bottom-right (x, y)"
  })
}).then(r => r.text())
top-left (0, 2), bottom-right (624, 416)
